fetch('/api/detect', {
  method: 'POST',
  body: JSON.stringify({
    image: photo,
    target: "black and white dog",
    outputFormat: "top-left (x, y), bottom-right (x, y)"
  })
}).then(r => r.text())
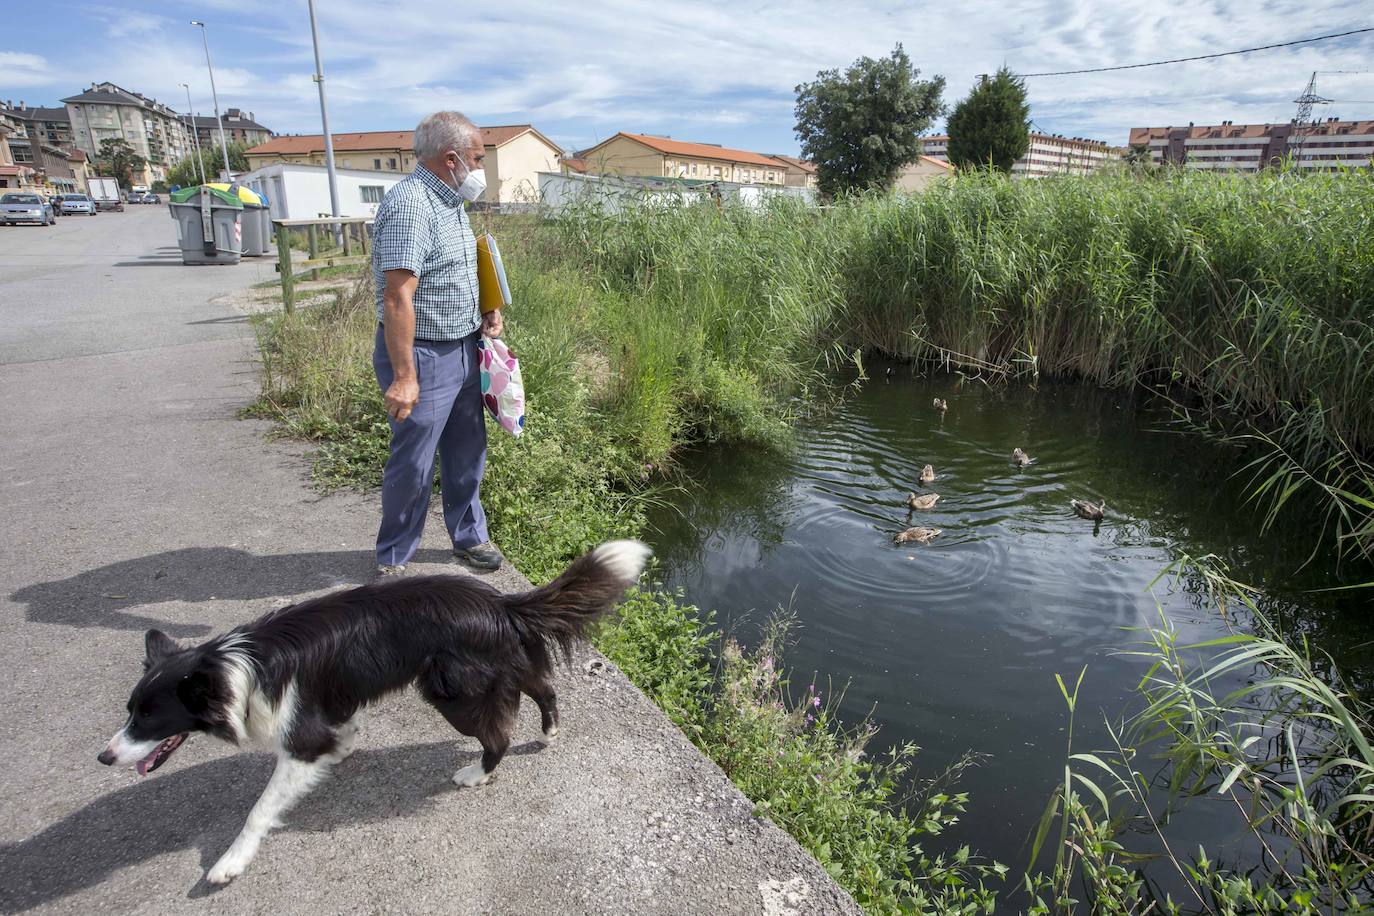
top-left (97, 540), bottom-right (650, 885)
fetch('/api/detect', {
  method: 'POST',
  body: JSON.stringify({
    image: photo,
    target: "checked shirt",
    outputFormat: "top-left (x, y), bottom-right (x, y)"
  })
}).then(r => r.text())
top-left (371, 163), bottom-right (481, 341)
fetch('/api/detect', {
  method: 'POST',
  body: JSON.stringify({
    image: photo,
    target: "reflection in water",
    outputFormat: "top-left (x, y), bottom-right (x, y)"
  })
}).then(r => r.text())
top-left (648, 367), bottom-right (1374, 883)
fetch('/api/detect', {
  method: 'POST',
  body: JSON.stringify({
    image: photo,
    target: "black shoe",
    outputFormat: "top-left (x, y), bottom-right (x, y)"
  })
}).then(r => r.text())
top-left (454, 541), bottom-right (503, 571)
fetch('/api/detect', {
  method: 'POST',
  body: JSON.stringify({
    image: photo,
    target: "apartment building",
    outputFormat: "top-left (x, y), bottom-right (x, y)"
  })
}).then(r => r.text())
top-left (0, 102), bottom-right (74, 148)
top-left (765, 154), bottom-right (819, 189)
top-left (181, 109), bottom-right (274, 150)
top-left (921, 132), bottom-right (1110, 177)
top-left (62, 82), bottom-right (194, 184)
top-left (571, 133), bottom-right (789, 185)
top-left (243, 125), bottom-right (562, 206)
top-left (1128, 119), bottom-right (1374, 172)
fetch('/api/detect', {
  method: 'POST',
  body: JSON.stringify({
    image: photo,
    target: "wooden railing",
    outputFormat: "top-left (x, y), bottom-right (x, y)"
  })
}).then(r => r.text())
top-left (272, 217), bottom-right (372, 312)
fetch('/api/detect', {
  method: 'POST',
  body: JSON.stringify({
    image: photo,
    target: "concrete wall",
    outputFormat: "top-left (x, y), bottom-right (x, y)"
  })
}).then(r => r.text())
top-left (577, 136), bottom-right (667, 178)
top-left (894, 159), bottom-right (953, 193)
top-left (488, 132), bottom-right (563, 205)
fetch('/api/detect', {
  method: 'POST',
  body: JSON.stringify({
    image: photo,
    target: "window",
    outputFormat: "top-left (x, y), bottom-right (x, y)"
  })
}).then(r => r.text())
top-left (373, 158), bottom-right (381, 169)
top-left (388, 157), bottom-right (397, 170)
top-left (360, 185), bottom-right (384, 204)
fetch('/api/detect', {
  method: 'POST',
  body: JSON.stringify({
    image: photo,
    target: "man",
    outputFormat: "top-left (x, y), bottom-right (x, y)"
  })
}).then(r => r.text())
top-left (370, 110), bottom-right (504, 577)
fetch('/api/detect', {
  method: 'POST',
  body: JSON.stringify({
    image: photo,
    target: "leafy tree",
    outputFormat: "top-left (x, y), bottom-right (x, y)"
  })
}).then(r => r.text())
top-left (794, 44), bottom-right (945, 197)
top-left (945, 67), bottom-right (1030, 172)
top-left (165, 142), bottom-right (249, 188)
top-left (95, 138), bottom-right (146, 188)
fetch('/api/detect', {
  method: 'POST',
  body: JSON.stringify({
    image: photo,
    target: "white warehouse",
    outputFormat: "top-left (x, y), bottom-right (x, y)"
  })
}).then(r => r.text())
top-left (238, 162), bottom-right (407, 221)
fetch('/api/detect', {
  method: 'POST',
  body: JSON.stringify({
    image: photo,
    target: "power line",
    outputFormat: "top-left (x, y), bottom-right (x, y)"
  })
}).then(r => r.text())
top-left (1019, 26), bottom-right (1374, 77)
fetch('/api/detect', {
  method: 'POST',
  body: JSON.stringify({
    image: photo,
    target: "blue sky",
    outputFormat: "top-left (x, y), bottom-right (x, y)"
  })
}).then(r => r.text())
top-left (3, 1), bottom-right (1371, 155)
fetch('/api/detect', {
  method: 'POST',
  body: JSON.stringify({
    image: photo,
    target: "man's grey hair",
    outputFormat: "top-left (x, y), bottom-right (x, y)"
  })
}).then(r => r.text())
top-left (413, 111), bottom-right (480, 161)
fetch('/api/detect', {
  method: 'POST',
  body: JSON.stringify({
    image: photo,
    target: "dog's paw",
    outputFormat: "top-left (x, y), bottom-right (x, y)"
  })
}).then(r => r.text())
top-left (206, 850), bottom-right (251, 885)
top-left (453, 763), bottom-right (491, 788)
top-left (541, 724), bottom-right (559, 744)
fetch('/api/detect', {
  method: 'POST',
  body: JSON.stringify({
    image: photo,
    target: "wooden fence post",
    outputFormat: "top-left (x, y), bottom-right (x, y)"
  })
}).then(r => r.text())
top-left (276, 225), bottom-right (295, 314)
top-left (342, 221), bottom-right (353, 257)
top-left (307, 224), bottom-right (320, 281)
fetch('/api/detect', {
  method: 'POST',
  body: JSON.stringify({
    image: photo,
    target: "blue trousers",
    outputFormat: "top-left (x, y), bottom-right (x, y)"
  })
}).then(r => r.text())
top-left (373, 325), bottom-right (489, 566)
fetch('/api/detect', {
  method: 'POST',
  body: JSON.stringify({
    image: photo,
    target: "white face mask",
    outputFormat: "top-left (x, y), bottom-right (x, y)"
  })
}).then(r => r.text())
top-left (448, 160), bottom-right (486, 203)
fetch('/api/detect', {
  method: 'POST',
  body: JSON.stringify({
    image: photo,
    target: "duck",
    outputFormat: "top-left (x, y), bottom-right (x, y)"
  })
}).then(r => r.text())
top-left (907, 492), bottom-right (940, 511)
top-left (1012, 447), bottom-right (1034, 467)
top-left (933, 397), bottom-right (948, 412)
top-left (1071, 498), bottom-right (1106, 521)
top-left (919, 464), bottom-right (936, 484)
top-left (894, 526), bottom-right (941, 544)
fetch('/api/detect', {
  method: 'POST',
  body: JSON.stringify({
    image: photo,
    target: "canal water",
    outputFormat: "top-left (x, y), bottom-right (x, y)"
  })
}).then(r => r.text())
top-left (646, 366), bottom-right (1373, 885)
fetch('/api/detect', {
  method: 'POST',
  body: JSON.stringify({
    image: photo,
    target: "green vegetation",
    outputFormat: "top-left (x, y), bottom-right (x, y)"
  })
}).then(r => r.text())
top-left (794, 43), bottom-right (946, 197)
top-left (251, 168), bottom-right (1374, 912)
top-left (165, 141), bottom-right (251, 188)
top-left (94, 138), bottom-right (147, 189)
top-left (945, 67), bottom-right (1031, 172)
top-left (1026, 557), bottom-right (1373, 913)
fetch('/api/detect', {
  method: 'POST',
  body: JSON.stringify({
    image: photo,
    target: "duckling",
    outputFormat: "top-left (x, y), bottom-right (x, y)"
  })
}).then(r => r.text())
top-left (894, 526), bottom-right (941, 544)
top-left (933, 397), bottom-right (948, 412)
top-left (1071, 498), bottom-right (1106, 521)
top-left (907, 492), bottom-right (940, 511)
top-left (1012, 447), bottom-right (1034, 467)
top-left (919, 464), bottom-right (936, 484)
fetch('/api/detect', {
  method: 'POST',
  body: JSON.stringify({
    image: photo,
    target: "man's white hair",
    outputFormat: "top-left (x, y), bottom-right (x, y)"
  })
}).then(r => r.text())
top-left (413, 111), bottom-right (480, 161)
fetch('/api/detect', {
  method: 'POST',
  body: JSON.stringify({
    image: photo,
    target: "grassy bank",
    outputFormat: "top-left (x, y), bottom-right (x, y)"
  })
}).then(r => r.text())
top-left (250, 169), bottom-right (1373, 912)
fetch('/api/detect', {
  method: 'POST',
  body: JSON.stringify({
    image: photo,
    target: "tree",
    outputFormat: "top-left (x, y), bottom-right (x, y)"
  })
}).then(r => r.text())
top-left (945, 67), bottom-right (1030, 172)
top-left (165, 142), bottom-right (250, 188)
top-left (794, 44), bottom-right (945, 197)
top-left (95, 138), bottom-right (147, 188)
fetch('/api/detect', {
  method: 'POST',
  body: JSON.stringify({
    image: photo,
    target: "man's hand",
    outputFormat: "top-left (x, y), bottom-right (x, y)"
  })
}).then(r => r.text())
top-left (481, 309), bottom-right (504, 338)
top-left (384, 377), bottom-right (420, 422)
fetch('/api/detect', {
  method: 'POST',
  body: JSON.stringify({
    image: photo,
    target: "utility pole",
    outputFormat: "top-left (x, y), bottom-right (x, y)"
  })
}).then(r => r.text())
top-left (307, 0), bottom-right (341, 219)
top-left (180, 83), bottom-right (207, 186)
top-left (190, 20), bottom-right (233, 181)
top-left (1289, 71), bottom-right (1331, 169)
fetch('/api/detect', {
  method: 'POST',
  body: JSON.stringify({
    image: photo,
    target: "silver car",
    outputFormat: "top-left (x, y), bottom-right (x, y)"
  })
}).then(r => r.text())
top-left (0, 192), bottom-right (55, 226)
top-left (59, 193), bottom-right (97, 216)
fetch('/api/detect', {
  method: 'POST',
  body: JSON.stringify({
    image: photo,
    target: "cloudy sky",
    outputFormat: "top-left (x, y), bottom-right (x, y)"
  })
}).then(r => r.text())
top-left (3, 1), bottom-right (1371, 154)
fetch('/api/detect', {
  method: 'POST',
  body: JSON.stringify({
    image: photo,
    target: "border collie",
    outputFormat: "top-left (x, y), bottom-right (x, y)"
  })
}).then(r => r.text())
top-left (97, 540), bottom-right (651, 885)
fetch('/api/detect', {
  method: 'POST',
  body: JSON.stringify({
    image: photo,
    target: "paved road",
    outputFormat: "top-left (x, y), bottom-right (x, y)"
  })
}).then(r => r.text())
top-left (0, 209), bottom-right (856, 913)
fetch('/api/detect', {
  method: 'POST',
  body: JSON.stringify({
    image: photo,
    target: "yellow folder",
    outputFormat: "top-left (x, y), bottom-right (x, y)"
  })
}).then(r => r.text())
top-left (476, 234), bottom-right (511, 315)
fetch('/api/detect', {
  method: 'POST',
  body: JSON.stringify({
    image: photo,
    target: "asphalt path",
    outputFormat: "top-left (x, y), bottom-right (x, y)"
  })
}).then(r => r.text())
top-left (0, 207), bottom-right (856, 914)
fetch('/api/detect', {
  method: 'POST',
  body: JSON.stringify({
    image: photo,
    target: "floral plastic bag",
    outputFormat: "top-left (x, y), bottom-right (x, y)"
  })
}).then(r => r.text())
top-left (478, 337), bottom-right (524, 437)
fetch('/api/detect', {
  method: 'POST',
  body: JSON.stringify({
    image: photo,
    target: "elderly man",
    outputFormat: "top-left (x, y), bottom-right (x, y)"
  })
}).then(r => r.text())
top-left (370, 110), bottom-right (503, 577)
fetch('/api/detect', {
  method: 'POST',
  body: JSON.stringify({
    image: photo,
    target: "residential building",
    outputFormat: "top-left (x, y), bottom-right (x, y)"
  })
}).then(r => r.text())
top-left (1127, 119), bottom-right (1374, 172)
top-left (243, 125), bottom-right (562, 207)
top-left (766, 154), bottom-right (819, 189)
top-left (181, 108), bottom-right (274, 150)
top-left (0, 111), bottom-right (35, 190)
top-left (894, 155), bottom-right (955, 193)
top-left (62, 82), bottom-right (195, 184)
top-left (921, 132), bottom-right (1110, 177)
top-left (0, 101), bottom-right (74, 147)
top-left (239, 162), bottom-right (408, 220)
top-left (0, 107), bottom-right (85, 192)
top-left (570, 133), bottom-right (789, 185)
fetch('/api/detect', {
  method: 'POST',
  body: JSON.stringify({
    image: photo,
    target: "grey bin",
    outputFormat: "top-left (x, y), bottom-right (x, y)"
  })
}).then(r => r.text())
top-left (239, 203), bottom-right (269, 257)
top-left (168, 189), bottom-right (243, 265)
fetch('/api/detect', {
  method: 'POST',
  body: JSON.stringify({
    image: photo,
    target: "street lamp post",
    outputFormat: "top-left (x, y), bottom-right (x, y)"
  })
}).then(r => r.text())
top-left (306, 0), bottom-right (341, 219)
top-left (180, 82), bottom-right (207, 186)
top-left (189, 20), bottom-right (233, 181)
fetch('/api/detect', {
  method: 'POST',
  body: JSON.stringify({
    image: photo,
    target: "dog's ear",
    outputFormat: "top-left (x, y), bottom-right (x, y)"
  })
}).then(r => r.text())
top-left (176, 665), bottom-right (216, 716)
top-left (144, 629), bottom-right (180, 668)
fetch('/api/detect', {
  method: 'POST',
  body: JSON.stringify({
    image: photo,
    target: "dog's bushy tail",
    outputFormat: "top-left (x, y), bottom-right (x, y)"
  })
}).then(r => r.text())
top-left (502, 540), bottom-right (651, 663)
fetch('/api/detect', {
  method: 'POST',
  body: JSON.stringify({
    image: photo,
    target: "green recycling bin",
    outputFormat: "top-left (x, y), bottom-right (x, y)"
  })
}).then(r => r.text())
top-left (169, 185), bottom-right (244, 265)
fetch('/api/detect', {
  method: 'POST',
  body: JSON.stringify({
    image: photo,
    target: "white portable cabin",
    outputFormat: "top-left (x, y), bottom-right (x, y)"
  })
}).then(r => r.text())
top-left (237, 162), bottom-right (409, 222)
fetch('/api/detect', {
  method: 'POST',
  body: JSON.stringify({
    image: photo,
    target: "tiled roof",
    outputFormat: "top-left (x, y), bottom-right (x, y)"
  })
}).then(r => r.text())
top-left (184, 114), bottom-right (272, 132)
top-left (593, 133), bottom-right (783, 168)
top-left (920, 155), bottom-right (954, 170)
top-left (767, 153), bottom-right (817, 173)
top-left (1128, 120), bottom-right (1374, 143)
top-left (2, 105), bottom-right (71, 123)
top-left (246, 124), bottom-right (552, 157)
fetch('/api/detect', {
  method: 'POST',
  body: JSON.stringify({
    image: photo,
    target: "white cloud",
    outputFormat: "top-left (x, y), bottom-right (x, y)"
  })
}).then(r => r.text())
top-left (0, 52), bottom-right (53, 89)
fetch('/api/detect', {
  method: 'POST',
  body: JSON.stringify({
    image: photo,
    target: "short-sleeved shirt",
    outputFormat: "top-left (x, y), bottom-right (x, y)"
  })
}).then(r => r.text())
top-left (371, 163), bottom-right (480, 341)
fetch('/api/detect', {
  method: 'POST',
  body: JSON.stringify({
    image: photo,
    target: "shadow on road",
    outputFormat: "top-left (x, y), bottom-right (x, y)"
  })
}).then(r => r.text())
top-left (0, 740), bottom-right (481, 910)
top-left (110, 260), bottom-right (188, 267)
top-left (186, 314), bottom-right (252, 326)
top-left (10, 546), bottom-right (461, 635)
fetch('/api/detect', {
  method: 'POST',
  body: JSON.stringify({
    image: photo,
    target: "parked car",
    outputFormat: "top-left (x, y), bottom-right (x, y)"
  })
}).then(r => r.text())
top-left (59, 193), bottom-right (97, 216)
top-left (145, 192), bottom-right (161, 204)
top-left (0, 192), bottom-right (55, 226)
